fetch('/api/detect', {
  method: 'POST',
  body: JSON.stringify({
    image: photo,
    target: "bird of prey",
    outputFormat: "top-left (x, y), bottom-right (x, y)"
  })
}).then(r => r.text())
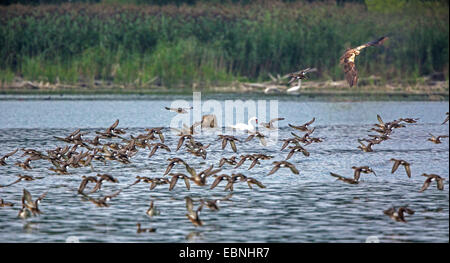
top-left (340, 36), bottom-right (388, 87)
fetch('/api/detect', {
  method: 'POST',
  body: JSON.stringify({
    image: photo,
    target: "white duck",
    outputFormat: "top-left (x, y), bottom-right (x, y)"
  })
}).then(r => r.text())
top-left (230, 117), bottom-right (258, 131)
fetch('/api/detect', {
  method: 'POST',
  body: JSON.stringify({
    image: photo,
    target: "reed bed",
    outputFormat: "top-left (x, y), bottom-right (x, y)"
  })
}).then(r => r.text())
top-left (0, 1), bottom-right (448, 88)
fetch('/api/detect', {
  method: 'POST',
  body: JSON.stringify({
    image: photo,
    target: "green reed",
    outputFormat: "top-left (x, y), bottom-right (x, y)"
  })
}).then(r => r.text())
top-left (0, 1), bottom-right (448, 88)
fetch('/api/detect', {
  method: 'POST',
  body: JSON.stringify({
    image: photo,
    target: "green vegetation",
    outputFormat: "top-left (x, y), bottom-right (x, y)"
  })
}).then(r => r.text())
top-left (0, 1), bottom-right (448, 89)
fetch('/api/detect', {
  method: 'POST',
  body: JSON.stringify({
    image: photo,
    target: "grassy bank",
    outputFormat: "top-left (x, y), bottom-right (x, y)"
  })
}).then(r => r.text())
top-left (0, 1), bottom-right (448, 89)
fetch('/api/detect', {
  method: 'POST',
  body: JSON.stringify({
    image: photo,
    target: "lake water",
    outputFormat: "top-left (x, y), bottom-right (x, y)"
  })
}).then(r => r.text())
top-left (0, 94), bottom-right (448, 243)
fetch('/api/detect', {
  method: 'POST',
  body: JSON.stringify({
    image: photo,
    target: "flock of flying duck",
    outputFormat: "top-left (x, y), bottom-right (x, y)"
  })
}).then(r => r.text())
top-left (0, 36), bottom-right (448, 234)
top-left (0, 108), bottom-right (448, 229)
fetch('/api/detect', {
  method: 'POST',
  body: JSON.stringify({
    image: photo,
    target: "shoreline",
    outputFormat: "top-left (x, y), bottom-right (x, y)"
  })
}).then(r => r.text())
top-left (0, 79), bottom-right (448, 101)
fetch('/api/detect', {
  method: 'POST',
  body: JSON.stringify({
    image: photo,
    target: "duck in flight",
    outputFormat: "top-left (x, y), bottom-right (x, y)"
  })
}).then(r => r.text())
top-left (20, 188), bottom-right (47, 217)
top-left (267, 161), bottom-right (299, 175)
top-left (427, 134), bottom-right (448, 144)
top-left (260, 118), bottom-right (285, 130)
top-left (165, 106), bottom-right (193, 114)
top-left (286, 68), bottom-right (317, 93)
top-left (136, 223), bottom-right (156, 233)
top-left (288, 117), bottom-right (315, 132)
top-left (351, 166), bottom-right (376, 181)
top-left (0, 199), bottom-right (14, 207)
top-left (442, 112), bottom-right (449, 125)
top-left (218, 156), bottom-right (237, 168)
top-left (384, 206), bottom-right (414, 223)
top-left (357, 139), bottom-right (374, 152)
top-left (0, 148), bottom-right (18, 166)
top-left (287, 68), bottom-right (317, 85)
top-left (185, 196), bottom-right (203, 227)
top-left (217, 135), bottom-right (240, 153)
top-left (168, 173), bottom-right (191, 191)
top-left (390, 158), bottom-right (412, 178)
top-left (285, 145), bottom-right (310, 160)
top-left (0, 174), bottom-right (44, 188)
top-left (419, 174), bottom-right (445, 192)
top-left (245, 131), bottom-right (267, 146)
top-left (329, 172), bottom-right (359, 185)
top-left (340, 36), bottom-right (388, 87)
top-left (80, 189), bottom-right (122, 207)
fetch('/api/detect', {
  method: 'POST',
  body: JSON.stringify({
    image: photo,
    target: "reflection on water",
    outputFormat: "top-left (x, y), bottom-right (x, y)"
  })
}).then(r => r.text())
top-left (0, 96), bottom-right (448, 242)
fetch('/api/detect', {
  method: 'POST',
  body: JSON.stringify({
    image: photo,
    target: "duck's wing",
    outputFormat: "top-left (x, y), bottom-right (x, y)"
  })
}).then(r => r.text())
top-left (330, 172), bottom-right (344, 181)
top-left (419, 178), bottom-right (432, 192)
top-left (229, 140), bottom-right (238, 153)
top-left (89, 180), bottom-right (103, 193)
top-left (245, 134), bottom-right (255, 142)
top-left (248, 159), bottom-right (259, 170)
top-left (269, 117), bottom-right (285, 124)
top-left (169, 176), bottom-right (179, 191)
top-left (200, 165), bottom-right (214, 176)
top-left (78, 179), bottom-right (89, 193)
top-left (149, 181), bottom-right (158, 190)
top-left (185, 165), bottom-right (197, 178)
top-left (210, 176), bottom-right (226, 190)
top-left (0, 178), bottom-right (21, 188)
top-left (183, 176), bottom-right (191, 190)
top-left (22, 189), bottom-right (34, 207)
top-left (285, 149), bottom-right (295, 160)
top-left (165, 107), bottom-right (175, 111)
top-left (404, 164), bottom-right (412, 178)
top-left (148, 146), bottom-right (158, 158)
top-left (3, 148), bottom-right (19, 158)
top-left (224, 180), bottom-right (234, 191)
top-left (437, 178), bottom-right (445, 190)
top-left (403, 207), bottom-right (415, 215)
top-left (176, 137), bottom-right (186, 151)
top-left (301, 148), bottom-right (310, 157)
top-left (280, 140), bottom-right (290, 151)
top-left (106, 189), bottom-right (122, 199)
top-left (288, 124), bottom-right (300, 130)
top-left (248, 178), bottom-right (266, 189)
top-left (68, 128), bottom-right (81, 138)
top-left (259, 137), bottom-right (267, 146)
top-left (377, 114), bottom-right (384, 125)
top-left (164, 163), bottom-right (175, 175)
top-left (391, 160), bottom-right (401, 174)
top-left (383, 207), bottom-right (395, 216)
top-left (287, 163), bottom-right (299, 174)
top-left (305, 117), bottom-right (316, 126)
top-left (255, 180), bottom-right (266, 188)
top-left (185, 197), bottom-right (195, 215)
top-left (353, 169), bottom-right (361, 181)
top-left (267, 164), bottom-right (280, 176)
top-left (109, 119), bottom-right (119, 131)
top-left (221, 138), bottom-right (227, 150)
